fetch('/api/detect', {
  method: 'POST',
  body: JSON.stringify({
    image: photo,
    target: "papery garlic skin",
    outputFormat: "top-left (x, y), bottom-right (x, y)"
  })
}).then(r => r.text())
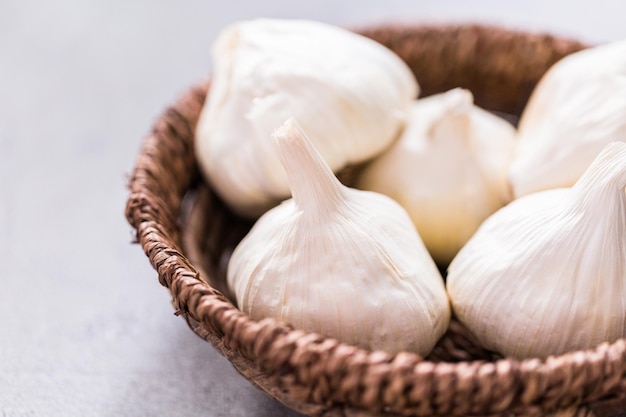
top-left (447, 142), bottom-right (626, 359)
top-left (356, 88), bottom-right (515, 265)
top-left (228, 118), bottom-right (450, 356)
top-left (509, 39), bottom-right (626, 198)
top-left (196, 18), bottom-right (419, 218)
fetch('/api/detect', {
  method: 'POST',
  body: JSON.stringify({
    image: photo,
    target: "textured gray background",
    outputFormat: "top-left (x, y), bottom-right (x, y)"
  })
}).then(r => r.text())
top-left (1, 1), bottom-right (626, 416)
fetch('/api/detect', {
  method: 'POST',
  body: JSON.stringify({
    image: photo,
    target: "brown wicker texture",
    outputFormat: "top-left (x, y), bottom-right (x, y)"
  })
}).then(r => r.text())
top-left (125, 24), bottom-right (626, 417)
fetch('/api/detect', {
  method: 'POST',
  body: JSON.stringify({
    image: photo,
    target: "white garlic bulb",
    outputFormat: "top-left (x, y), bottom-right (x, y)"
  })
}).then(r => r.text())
top-left (196, 18), bottom-right (419, 218)
top-left (227, 118), bottom-right (450, 356)
top-left (509, 39), bottom-right (626, 198)
top-left (356, 88), bottom-right (516, 265)
top-left (447, 142), bottom-right (626, 359)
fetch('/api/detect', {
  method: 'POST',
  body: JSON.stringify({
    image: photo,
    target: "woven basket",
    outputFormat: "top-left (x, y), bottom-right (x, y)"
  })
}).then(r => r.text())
top-left (125, 24), bottom-right (626, 417)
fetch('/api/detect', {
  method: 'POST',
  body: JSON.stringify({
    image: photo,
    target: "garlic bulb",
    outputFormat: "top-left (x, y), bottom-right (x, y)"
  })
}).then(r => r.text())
top-left (509, 39), bottom-right (626, 198)
top-left (195, 18), bottom-right (418, 218)
top-left (356, 88), bottom-right (515, 265)
top-left (447, 142), bottom-right (626, 359)
top-left (227, 118), bottom-right (450, 356)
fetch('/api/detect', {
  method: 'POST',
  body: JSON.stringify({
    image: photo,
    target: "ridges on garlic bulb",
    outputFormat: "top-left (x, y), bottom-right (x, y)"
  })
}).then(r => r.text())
top-left (227, 118), bottom-right (450, 356)
top-left (195, 18), bottom-right (419, 218)
top-left (509, 39), bottom-right (626, 198)
top-left (356, 88), bottom-right (515, 265)
top-left (447, 142), bottom-right (626, 359)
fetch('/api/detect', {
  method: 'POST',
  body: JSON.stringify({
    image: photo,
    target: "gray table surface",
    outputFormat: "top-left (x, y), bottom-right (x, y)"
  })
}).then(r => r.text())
top-left (2, 1), bottom-right (626, 416)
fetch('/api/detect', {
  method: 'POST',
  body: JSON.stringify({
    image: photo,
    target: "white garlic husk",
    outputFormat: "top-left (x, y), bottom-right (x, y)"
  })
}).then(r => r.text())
top-left (227, 118), bottom-right (450, 356)
top-left (509, 39), bottom-right (626, 198)
top-left (447, 142), bottom-right (626, 359)
top-left (196, 18), bottom-right (419, 218)
top-left (356, 88), bottom-right (516, 265)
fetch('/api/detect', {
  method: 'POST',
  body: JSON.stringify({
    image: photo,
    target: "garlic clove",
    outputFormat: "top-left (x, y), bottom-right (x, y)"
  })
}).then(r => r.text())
top-left (196, 18), bottom-right (419, 218)
top-left (447, 142), bottom-right (626, 359)
top-left (356, 88), bottom-right (515, 265)
top-left (228, 118), bottom-right (450, 356)
top-left (509, 39), bottom-right (626, 198)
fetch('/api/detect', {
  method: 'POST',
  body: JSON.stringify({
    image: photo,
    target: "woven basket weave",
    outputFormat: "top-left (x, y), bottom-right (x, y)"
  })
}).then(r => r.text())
top-left (125, 24), bottom-right (626, 417)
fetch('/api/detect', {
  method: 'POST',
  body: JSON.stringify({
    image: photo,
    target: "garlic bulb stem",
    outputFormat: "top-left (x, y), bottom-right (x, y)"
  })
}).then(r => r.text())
top-left (273, 118), bottom-right (344, 217)
top-left (427, 88), bottom-right (472, 143)
top-left (570, 142), bottom-right (626, 212)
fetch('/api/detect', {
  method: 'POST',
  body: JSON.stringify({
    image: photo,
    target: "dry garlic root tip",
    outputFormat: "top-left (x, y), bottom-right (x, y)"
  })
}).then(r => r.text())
top-left (195, 18), bottom-right (419, 218)
top-left (509, 39), bottom-right (626, 198)
top-left (447, 142), bottom-right (626, 359)
top-left (227, 118), bottom-right (450, 356)
top-left (357, 88), bottom-right (515, 265)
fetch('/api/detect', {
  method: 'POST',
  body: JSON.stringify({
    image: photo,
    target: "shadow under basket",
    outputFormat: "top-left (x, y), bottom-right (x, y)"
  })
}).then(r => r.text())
top-left (125, 24), bottom-right (626, 417)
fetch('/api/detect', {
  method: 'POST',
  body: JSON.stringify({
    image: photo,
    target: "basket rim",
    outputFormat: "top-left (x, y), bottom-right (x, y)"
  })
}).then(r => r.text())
top-left (125, 23), bottom-right (626, 416)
